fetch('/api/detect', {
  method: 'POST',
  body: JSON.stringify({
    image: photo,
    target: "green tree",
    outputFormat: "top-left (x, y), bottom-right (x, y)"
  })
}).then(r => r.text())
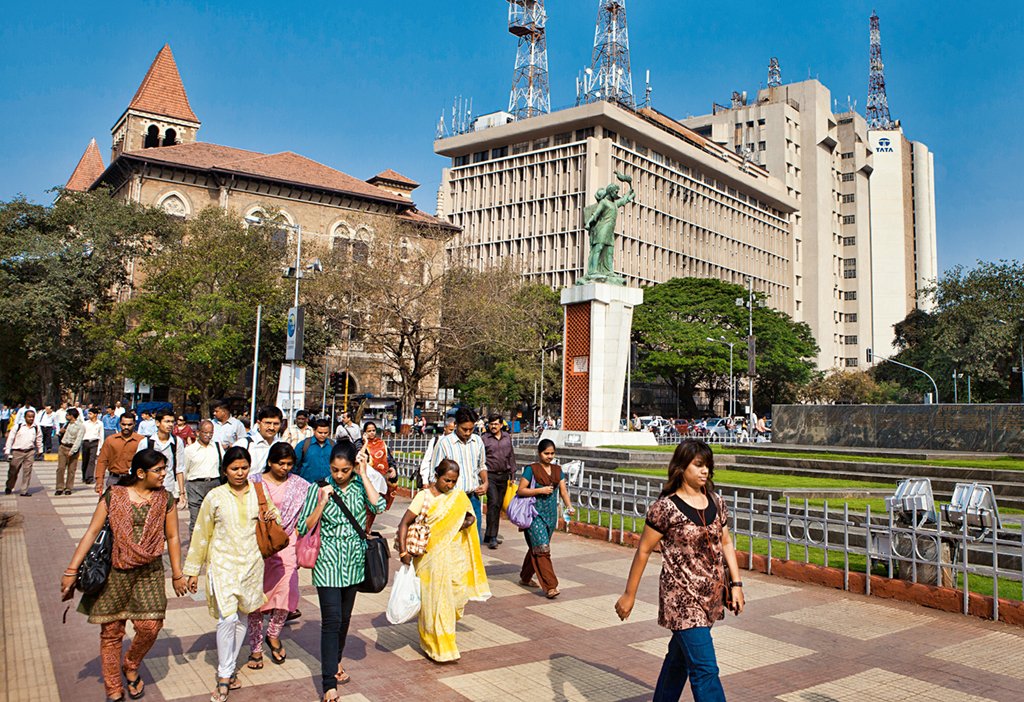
top-left (0, 190), bottom-right (181, 402)
top-left (631, 277), bottom-right (818, 416)
top-left (88, 207), bottom-right (294, 415)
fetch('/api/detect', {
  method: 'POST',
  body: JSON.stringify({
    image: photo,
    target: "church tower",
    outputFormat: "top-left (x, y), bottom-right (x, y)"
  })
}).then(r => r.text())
top-left (111, 44), bottom-right (200, 160)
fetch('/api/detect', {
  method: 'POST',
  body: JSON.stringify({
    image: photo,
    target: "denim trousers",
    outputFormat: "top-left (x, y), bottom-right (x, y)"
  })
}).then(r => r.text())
top-left (316, 585), bottom-right (358, 693)
top-left (653, 626), bottom-right (726, 702)
top-left (467, 492), bottom-right (483, 541)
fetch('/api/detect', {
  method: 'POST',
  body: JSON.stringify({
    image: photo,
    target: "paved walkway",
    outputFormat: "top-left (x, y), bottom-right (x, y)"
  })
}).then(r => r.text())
top-left (2, 461), bottom-right (1023, 701)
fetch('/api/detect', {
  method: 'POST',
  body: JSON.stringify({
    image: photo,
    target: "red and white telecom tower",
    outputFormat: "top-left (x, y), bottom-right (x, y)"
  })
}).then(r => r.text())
top-left (507, 0), bottom-right (551, 121)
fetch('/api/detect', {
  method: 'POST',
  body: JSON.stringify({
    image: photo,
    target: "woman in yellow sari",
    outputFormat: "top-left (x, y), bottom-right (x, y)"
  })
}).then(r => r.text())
top-left (396, 458), bottom-right (490, 662)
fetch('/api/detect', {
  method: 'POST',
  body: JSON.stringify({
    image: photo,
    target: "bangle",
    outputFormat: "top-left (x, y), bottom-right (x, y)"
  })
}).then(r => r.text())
top-left (399, 552), bottom-right (409, 558)
top-left (63, 570), bottom-right (78, 577)
top-left (172, 575), bottom-right (185, 581)
top-left (730, 581), bottom-right (743, 588)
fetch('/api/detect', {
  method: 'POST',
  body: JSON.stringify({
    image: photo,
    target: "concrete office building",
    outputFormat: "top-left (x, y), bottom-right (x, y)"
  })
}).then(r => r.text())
top-left (435, 100), bottom-right (799, 314)
top-left (683, 79), bottom-right (937, 367)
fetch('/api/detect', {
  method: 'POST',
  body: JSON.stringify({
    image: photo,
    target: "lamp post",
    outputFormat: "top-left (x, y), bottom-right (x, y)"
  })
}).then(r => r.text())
top-left (246, 216), bottom-right (306, 426)
top-left (736, 277), bottom-right (756, 430)
top-left (706, 336), bottom-right (735, 417)
top-left (952, 370), bottom-right (963, 404)
top-left (867, 348), bottom-right (939, 403)
top-left (996, 319), bottom-right (1024, 403)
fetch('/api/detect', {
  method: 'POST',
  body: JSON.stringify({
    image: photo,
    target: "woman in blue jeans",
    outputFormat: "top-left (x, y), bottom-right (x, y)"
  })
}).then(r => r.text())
top-left (615, 439), bottom-right (745, 701)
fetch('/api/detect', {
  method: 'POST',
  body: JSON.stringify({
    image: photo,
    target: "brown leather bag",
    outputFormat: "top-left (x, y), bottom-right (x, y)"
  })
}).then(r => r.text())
top-left (254, 482), bottom-right (289, 558)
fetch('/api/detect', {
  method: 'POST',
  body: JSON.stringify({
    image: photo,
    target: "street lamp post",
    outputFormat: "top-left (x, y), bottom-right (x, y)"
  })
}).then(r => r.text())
top-left (736, 278), bottom-right (756, 430)
top-left (706, 336), bottom-right (735, 417)
top-left (868, 348), bottom-right (939, 403)
top-left (952, 370), bottom-right (963, 404)
top-left (246, 216), bottom-right (306, 426)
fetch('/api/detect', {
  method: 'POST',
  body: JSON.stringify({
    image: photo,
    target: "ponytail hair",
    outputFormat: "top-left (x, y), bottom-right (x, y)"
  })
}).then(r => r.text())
top-left (660, 439), bottom-right (715, 498)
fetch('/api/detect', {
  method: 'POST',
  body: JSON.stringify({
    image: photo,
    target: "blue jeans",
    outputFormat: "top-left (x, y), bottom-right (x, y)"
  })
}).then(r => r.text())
top-left (467, 492), bottom-right (483, 541)
top-left (653, 627), bottom-right (726, 702)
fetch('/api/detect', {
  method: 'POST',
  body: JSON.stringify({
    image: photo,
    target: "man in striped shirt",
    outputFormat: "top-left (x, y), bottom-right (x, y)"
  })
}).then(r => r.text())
top-left (433, 407), bottom-right (488, 540)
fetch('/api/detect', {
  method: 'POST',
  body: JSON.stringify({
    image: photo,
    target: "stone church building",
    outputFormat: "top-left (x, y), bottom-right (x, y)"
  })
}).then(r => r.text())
top-left (64, 44), bottom-right (457, 419)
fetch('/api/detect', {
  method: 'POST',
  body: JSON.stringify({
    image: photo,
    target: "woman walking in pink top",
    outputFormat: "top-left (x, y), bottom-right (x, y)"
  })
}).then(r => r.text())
top-left (246, 442), bottom-right (311, 667)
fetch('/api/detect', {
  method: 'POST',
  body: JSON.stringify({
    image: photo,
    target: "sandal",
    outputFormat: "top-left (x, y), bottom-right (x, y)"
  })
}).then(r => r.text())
top-left (546, 588), bottom-right (560, 599)
top-left (519, 578), bottom-right (539, 588)
top-left (265, 634), bottom-right (286, 664)
top-left (210, 681), bottom-right (230, 702)
top-left (323, 691), bottom-right (340, 701)
top-left (335, 666), bottom-right (351, 684)
top-left (228, 676), bottom-right (241, 690)
top-left (124, 669), bottom-right (145, 699)
top-left (246, 653), bottom-right (264, 670)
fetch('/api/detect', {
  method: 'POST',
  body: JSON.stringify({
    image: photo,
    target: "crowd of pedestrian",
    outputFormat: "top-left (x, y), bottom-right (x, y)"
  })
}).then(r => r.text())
top-left (28, 395), bottom-right (737, 701)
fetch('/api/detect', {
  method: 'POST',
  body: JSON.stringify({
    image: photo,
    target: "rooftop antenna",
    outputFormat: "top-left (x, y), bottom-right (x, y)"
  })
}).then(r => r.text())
top-left (581, 0), bottom-right (635, 108)
top-left (867, 10), bottom-right (896, 130)
top-left (435, 110), bottom-right (447, 139)
top-left (643, 69), bottom-right (652, 108)
top-left (508, 0), bottom-right (551, 120)
top-left (767, 57), bottom-right (782, 88)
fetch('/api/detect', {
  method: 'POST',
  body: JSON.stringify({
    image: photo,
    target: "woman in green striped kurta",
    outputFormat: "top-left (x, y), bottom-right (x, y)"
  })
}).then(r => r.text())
top-left (297, 442), bottom-right (385, 701)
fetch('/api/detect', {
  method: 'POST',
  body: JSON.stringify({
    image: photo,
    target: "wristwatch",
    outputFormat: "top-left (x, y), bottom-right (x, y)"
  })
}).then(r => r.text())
top-left (730, 581), bottom-right (743, 588)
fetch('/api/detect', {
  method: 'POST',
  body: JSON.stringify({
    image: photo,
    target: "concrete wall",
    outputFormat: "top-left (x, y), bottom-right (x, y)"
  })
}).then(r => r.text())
top-left (773, 404), bottom-right (1024, 453)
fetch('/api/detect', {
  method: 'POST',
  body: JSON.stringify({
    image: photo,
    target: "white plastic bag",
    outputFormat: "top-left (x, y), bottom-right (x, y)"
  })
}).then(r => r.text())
top-left (386, 564), bottom-right (421, 624)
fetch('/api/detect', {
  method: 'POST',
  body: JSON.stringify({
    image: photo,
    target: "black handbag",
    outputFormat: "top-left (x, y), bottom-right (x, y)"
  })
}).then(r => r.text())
top-left (77, 521), bottom-right (113, 595)
top-left (331, 490), bottom-right (390, 593)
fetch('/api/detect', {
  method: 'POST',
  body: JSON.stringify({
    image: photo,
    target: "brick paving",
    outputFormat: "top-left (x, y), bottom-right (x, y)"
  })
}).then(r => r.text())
top-left (2, 461), bottom-right (1024, 701)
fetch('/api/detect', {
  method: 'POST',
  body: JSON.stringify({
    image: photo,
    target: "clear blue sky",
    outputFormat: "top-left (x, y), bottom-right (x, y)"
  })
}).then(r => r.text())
top-left (1, 1), bottom-right (1020, 275)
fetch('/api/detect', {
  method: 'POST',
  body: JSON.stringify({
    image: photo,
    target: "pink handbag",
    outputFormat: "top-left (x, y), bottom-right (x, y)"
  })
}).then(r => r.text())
top-left (296, 520), bottom-right (321, 569)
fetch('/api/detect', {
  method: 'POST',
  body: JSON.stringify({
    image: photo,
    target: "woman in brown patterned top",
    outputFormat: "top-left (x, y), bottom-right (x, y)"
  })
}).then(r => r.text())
top-left (60, 449), bottom-right (189, 701)
top-left (615, 439), bottom-right (744, 702)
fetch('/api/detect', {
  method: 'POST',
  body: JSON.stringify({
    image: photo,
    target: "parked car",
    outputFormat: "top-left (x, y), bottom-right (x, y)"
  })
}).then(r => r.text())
top-left (704, 417), bottom-right (731, 437)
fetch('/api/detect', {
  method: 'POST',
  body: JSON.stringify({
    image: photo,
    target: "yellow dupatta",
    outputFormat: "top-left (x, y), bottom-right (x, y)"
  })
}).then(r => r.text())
top-left (413, 489), bottom-right (490, 661)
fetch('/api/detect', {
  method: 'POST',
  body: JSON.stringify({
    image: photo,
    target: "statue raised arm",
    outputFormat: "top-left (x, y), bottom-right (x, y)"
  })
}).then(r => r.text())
top-left (578, 171), bottom-right (634, 286)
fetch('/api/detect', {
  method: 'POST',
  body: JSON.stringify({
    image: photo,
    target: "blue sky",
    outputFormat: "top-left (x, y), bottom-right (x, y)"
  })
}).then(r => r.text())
top-left (1, 1), bottom-right (1020, 274)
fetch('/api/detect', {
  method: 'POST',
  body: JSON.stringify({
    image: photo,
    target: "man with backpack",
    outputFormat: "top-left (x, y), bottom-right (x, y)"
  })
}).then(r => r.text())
top-left (294, 418), bottom-right (334, 483)
top-left (4, 408), bottom-right (43, 495)
top-left (136, 409), bottom-right (186, 508)
top-left (233, 405), bottom-right (282, 474)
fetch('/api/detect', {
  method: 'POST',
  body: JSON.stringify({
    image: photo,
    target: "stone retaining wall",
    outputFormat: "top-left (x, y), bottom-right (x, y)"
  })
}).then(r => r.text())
top-left (772, 404), bottom-right (1024, 453)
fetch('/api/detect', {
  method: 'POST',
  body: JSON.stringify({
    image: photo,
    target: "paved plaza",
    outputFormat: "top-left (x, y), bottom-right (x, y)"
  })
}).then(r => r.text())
top-left (2, 462), bottom-right (1023, 702)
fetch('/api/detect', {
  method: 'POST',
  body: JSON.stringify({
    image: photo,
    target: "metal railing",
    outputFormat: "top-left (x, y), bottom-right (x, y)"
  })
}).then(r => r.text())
top-left (388, 451), bottom-right (1021, 621)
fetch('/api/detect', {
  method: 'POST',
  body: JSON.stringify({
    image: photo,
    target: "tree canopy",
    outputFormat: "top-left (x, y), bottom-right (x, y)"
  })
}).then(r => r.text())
top-left (631, 277), bottom-right (818, 416)
top-left (0, 190), bottom-right (181, 402)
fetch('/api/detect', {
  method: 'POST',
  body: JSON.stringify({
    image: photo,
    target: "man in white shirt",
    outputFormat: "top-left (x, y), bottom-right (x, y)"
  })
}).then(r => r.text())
top-left (80, 408), bottom-right (105, 484)
top-left (113, 401), bottom-right (125, 417)
top-left (282, 409), bottom-right (314, 446)
top-left (418, 417), bottom-right (455, 487)
top-left (137, 410), bottom-right (186, 506)
top-left (137, 411), bottom-right (157, 438)
top-left (433, 407), bottom-right (488, 540)
top-left (4, 409), bottom-right (43, 495)
top-left (334, 411), bottom-right (363, 450)
top-left (212, 400), bottom-right (247, 448)
top-left (184, 419), bottom-right (223, 526)
top-left (15, 403), bottom-right (36, 427)
top-left (234, 405), bottom-right (282, 474)
top-left (37, 405), bottom-right (55, 454)
top-left (54, 402), bottom-right (68, 435)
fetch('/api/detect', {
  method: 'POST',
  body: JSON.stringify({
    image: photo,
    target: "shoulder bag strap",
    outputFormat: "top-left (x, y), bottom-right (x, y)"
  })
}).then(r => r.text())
top-left (329, 489), bottom-right (368, 541)
top-left (254, 481), bottom-right (269, 520)
top-left (300, 436), bottom-right (312, 464)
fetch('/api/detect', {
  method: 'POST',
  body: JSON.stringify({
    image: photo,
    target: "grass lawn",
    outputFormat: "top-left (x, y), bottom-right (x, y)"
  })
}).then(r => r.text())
top-left (602, 445), bottom-right (1024, 471)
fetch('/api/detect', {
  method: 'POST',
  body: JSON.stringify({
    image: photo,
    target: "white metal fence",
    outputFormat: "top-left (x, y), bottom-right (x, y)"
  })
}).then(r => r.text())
top-left (387, 445), bottom-right (1022, 621)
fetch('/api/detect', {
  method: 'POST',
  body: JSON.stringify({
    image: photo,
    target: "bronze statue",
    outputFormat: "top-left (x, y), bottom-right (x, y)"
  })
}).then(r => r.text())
top-left (579, 171), bottom-right (635, 285)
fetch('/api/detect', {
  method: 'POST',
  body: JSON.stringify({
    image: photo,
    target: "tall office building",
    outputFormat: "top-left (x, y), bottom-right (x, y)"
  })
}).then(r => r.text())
top-left (683, 79), bottom-right (937, 367)
top-left (435, 100), bottom-right (799, 313)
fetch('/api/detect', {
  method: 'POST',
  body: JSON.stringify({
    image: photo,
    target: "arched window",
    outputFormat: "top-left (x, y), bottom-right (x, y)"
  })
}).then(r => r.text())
top-left (144, 125), bottom-right (160, 148)
top-left (158, 193), bottom-right (189, 219)
top-left (164, 128), bottom-right (177, 146)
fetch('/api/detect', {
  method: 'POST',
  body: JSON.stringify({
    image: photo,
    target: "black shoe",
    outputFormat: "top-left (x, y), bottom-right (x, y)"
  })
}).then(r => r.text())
top-left (3, 489), bottom-right (11, 495)
top-left (487, 539), bottom-right (498, 549)
top-left (19, 492), bottom-right (31, 497)
top-left (285, 609), bottom-right (301, 622)
top-left (65, 489), bottom-right (72, 495)
top-left (496, 535), bottom-right (504, 544)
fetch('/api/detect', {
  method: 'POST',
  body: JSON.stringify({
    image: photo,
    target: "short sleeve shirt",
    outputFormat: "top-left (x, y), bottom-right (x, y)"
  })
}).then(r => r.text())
top-left (645, 492), bottom-right (729, 631)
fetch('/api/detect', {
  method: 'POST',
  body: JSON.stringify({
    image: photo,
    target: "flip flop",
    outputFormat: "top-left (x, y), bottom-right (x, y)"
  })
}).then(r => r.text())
top-left (265, 634), bottom-right (286, 664)
top-left (246, 654), bottom-right (263, 670)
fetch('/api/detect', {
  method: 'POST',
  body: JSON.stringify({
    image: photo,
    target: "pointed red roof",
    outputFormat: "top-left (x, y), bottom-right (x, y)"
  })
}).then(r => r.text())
top-left (65, 139), bottom-right (105, 191)
top-left (127, 44), bottom-right (198, 123)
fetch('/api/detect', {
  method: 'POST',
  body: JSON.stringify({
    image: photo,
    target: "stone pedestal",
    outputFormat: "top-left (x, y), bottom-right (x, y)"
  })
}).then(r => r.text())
top-left (541, 283), bottom-right (656, 449)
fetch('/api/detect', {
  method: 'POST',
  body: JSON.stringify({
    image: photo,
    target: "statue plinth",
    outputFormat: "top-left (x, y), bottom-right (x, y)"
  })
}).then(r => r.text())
top-left (541, 282), bottom-right (656, 449)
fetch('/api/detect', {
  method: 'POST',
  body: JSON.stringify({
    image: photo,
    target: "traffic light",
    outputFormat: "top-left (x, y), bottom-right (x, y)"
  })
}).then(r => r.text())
top-left (329, 372), bottom-right (342, 393)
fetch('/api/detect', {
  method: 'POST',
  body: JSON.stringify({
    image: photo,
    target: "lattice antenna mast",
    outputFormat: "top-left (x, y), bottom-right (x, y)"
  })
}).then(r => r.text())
top-left (508, 0), bottom-right (551, 120)
top-left (581, 0), bottom-right (635, 108)
top-left (866, 11), bottom-right (895, 130)
top-left (767, 57), bottom-right (782, 88)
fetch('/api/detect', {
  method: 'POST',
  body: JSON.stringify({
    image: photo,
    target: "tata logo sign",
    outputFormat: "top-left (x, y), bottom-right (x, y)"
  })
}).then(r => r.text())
top-left (876, 137), bottom-right (894, 153)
